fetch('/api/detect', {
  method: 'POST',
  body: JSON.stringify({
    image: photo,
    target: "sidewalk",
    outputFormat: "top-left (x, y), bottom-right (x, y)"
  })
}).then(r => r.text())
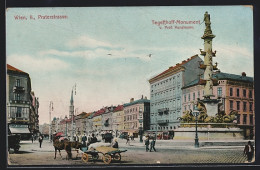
top-left (18, 138), bottom-right (253, 153)
top-left (116, 138), bottom-right (254, 148)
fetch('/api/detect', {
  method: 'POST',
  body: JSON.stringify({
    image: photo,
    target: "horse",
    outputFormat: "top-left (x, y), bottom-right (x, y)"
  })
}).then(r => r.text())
top-left (53, 135), bottom-right (82, 160)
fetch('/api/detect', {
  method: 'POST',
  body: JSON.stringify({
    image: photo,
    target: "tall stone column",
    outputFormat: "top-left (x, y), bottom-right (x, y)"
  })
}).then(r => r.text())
top-left (199, 11), bottom-right (218, 99)
top-left (198, 11), bottom-right (219, 116)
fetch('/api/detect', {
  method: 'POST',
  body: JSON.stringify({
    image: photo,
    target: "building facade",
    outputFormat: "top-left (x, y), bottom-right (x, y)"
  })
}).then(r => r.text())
top-left (7, 64), bottom-right (38, 139)
top-left (123, 97), bottom-right (150, 137)
top-left (182, 71), bottom-right (254, 139)
top-left (102, 106), bottom-right (115, 131)
top-left (149, 55), bottom-right (203, 131)
top-left (112, 105), bottom-right (124, 136)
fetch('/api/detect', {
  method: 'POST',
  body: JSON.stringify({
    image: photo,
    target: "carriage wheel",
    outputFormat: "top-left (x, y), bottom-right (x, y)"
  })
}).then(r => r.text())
top-left (92, 153), bottom-right (99, 160)
top-left (14, 147), bottom-right (19, 153)
top-left (113, 153), bottom-right (121, 161)
top-left (103, 154), bottom-right (112, 164)
top-left (81, 153), bottom-right (89, 163)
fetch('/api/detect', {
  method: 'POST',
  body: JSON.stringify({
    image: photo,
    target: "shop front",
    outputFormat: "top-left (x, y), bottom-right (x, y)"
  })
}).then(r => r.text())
top-left (8, 124), bottom-right (31, 140)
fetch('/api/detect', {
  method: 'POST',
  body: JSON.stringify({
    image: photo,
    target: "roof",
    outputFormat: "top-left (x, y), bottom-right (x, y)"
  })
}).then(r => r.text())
top-left (182, 72), bottom-right (254, 89)
top-left (81, 112), bottom-right (92, 119)
top-left (123, 99), bottom-right (150, 107)
top-left (149, 55), bottom-right (199, 83)
top-left (93, 108), bottom-right (106, 117)
top-left (113, 105), bottom-right (124, 112)
top-left (7, 64), bottom-right (27, 74)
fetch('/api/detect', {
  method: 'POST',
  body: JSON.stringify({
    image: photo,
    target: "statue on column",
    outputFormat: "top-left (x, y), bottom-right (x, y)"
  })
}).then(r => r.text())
top-left (204, 11), bottom-right (212, 35)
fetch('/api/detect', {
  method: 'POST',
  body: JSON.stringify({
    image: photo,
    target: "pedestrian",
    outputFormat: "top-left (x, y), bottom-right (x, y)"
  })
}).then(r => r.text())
top-left (82, 134), bottom-right (87, 147)
top-left (150, 137), bottom-right (156, 152)
top-left (126, 135), bottom-right (130, 145)
top-left (31, 134), bottom-right (34, 143)
top-left (79, 134), bottom-right (82, 143)
top-left (38, 135), bottom-right (43, 148)
top-left (145, 136), bottom-right (150, 152)
top-left (87, 134), bottom-right (91, 144)
top-left (90, 133), bottom-right (97, 144)
top-left (75, 134), bottom-right (79, 142)
top-left (244, 141), bottom-right (254, 162)
top-left (112, 138), bottom-right (119, 148)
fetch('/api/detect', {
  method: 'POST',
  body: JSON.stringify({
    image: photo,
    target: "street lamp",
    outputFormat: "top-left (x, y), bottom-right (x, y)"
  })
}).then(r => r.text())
top-left (65, 115), bottom-right (68, 137)
top-left (49, 101), bottom-right (53, 143)
top-left (139, 127), bottom-right (143, 142)
top-left (193, 110), bottom-right (200, 148)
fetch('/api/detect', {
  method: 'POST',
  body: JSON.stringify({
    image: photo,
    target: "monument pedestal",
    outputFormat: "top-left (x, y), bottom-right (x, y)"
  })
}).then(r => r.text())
top-left (174, 124), bottom-right (243, 140)
top-left (201, 98), bottom-right (219, 117)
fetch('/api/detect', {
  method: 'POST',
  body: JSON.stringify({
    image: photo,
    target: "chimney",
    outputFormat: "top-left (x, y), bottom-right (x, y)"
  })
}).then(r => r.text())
top-left (130, 98), bottom-right (134, 103)
top-left (145, 96), bottom-right (147, 99)
top-left (242, 72), bottom-right (246, 77)
top-left (141, 95), bottom-right (143, 99)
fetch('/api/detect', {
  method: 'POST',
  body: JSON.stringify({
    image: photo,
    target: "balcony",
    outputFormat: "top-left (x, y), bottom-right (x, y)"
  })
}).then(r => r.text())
top-left (13, 86), bottom-right (25, 93)
top-left (158, 108), bottom-right (169, 114)
top-left (10, 100), bottom-right (30, 104)
top-left (9, 117), bottom-right (29, 122)
top-left (157, 119), bottom-right (169, 125)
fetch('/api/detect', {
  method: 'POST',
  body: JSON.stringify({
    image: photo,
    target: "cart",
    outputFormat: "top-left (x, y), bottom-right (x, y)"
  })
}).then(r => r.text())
top-left (81, 146), bottom-right (127, 164)
top-left (8, 134), bottom-right (21, 153)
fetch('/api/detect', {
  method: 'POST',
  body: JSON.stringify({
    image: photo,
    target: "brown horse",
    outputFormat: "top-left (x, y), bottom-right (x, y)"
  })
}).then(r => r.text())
top-left (53, 136), bottom-right (82, 160)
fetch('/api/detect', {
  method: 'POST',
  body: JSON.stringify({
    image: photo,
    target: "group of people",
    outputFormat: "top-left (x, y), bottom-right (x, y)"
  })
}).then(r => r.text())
top-left (144, 136), bottom-right (156, 152)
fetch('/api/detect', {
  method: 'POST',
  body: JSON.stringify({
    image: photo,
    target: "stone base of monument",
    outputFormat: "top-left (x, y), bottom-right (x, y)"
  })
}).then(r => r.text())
top-left (200, 98), bottom-right (220, 117)
top-left (174, 124), bottom-right (243, 140)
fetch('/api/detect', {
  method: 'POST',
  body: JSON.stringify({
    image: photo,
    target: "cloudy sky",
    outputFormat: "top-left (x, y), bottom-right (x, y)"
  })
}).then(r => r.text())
top-left (6, 6), bottom-right (253, 124)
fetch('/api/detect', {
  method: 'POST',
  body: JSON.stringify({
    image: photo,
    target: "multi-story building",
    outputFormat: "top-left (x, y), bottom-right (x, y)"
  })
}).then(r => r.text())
top-left (102, 106), bottom-right (115, 132)
top-left (149, 55), bottom-right (203, 132)
top-left (182, 71), bottom-right (254, 139)
top-left (29, 91), bottom-right (40, 135)
top-left (7, 64), bottom-right (35, 139)
top-left (123, 97), bottom-right (150, 137)
top-left (75, 112), bottom-right (88, 136)
top-left (92, 108), bottom-right (105, 132)
top-left (85, 112), bottom-right (94, 135)
top-left (112, 105), bottom-right (124, 136)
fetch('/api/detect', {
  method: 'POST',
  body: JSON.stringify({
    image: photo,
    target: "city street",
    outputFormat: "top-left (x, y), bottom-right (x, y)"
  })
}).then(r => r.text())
top-left (7, 138), bottom-right (253, 166)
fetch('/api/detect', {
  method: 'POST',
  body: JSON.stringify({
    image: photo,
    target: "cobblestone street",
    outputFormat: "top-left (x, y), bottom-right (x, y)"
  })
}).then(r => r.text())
top-left (7, 139), bottom-right (253, 166)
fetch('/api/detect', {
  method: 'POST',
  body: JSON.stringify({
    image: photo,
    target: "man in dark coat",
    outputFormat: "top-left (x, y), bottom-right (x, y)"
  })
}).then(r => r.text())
top-left (38, 135), bottom-right (43, 148)
top-left (145, 136), bottom-right (150, 152)
top-left (244, 141), bottom-right (254, 162)
top-left (150, 137), bottom-right (156, 152)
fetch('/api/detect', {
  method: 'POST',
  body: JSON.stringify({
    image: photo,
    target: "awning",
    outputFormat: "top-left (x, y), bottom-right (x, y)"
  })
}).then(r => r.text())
top-left (9, 127), bottom-right (31, 134)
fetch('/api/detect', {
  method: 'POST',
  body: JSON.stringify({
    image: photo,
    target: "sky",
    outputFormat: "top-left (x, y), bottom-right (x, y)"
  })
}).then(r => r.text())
top-left (6, 6), bottom-right (254, 125)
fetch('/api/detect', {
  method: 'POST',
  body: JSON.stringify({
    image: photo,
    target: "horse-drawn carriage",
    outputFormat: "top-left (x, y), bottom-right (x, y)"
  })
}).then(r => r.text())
top-left (8, 134), bottom-right (21, 153)
top-left (81, 146), bottom-right (127, 164)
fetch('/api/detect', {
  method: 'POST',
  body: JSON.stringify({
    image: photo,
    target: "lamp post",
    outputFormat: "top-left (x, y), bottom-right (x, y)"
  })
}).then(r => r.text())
top-left (49, 101), bottom-right (53, 143)
top-left (139, 127), bottom-right (143, 142)
top-left (193, 110), bottom-right (200, 148)
top-left (65, 116), bottom-right (68, 137)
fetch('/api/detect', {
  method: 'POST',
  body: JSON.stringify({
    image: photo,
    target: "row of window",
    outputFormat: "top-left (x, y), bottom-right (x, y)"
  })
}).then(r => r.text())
top-left (151, 99), bottom-right (180, 106)
top-left (124, 107), bottom-right (140, 114)
top-left (151, 125), bottom-right (177, 130)
top-left (124, 114), bottom-right (138, 121)
top-left (151, 87), bottom-right (181, 97)
top-left (123, 122), bottom-right (138, 128)
top-left (229, 88), bottom-right (253, 98)
top-left (237, 114), bottom-right (254, 125)
top-left (151, 75), bottom-right (181, 89)
top-left (229, 100), bottom-right (253, 112)
top-left (8, 106), bottom-right (30, 118)
top-left (184, 91), bottom-right (202, 102)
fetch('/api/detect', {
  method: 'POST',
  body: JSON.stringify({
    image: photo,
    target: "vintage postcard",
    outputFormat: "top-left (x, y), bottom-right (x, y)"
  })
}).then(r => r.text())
top-left (6, 6), bottom-right (255, 166)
